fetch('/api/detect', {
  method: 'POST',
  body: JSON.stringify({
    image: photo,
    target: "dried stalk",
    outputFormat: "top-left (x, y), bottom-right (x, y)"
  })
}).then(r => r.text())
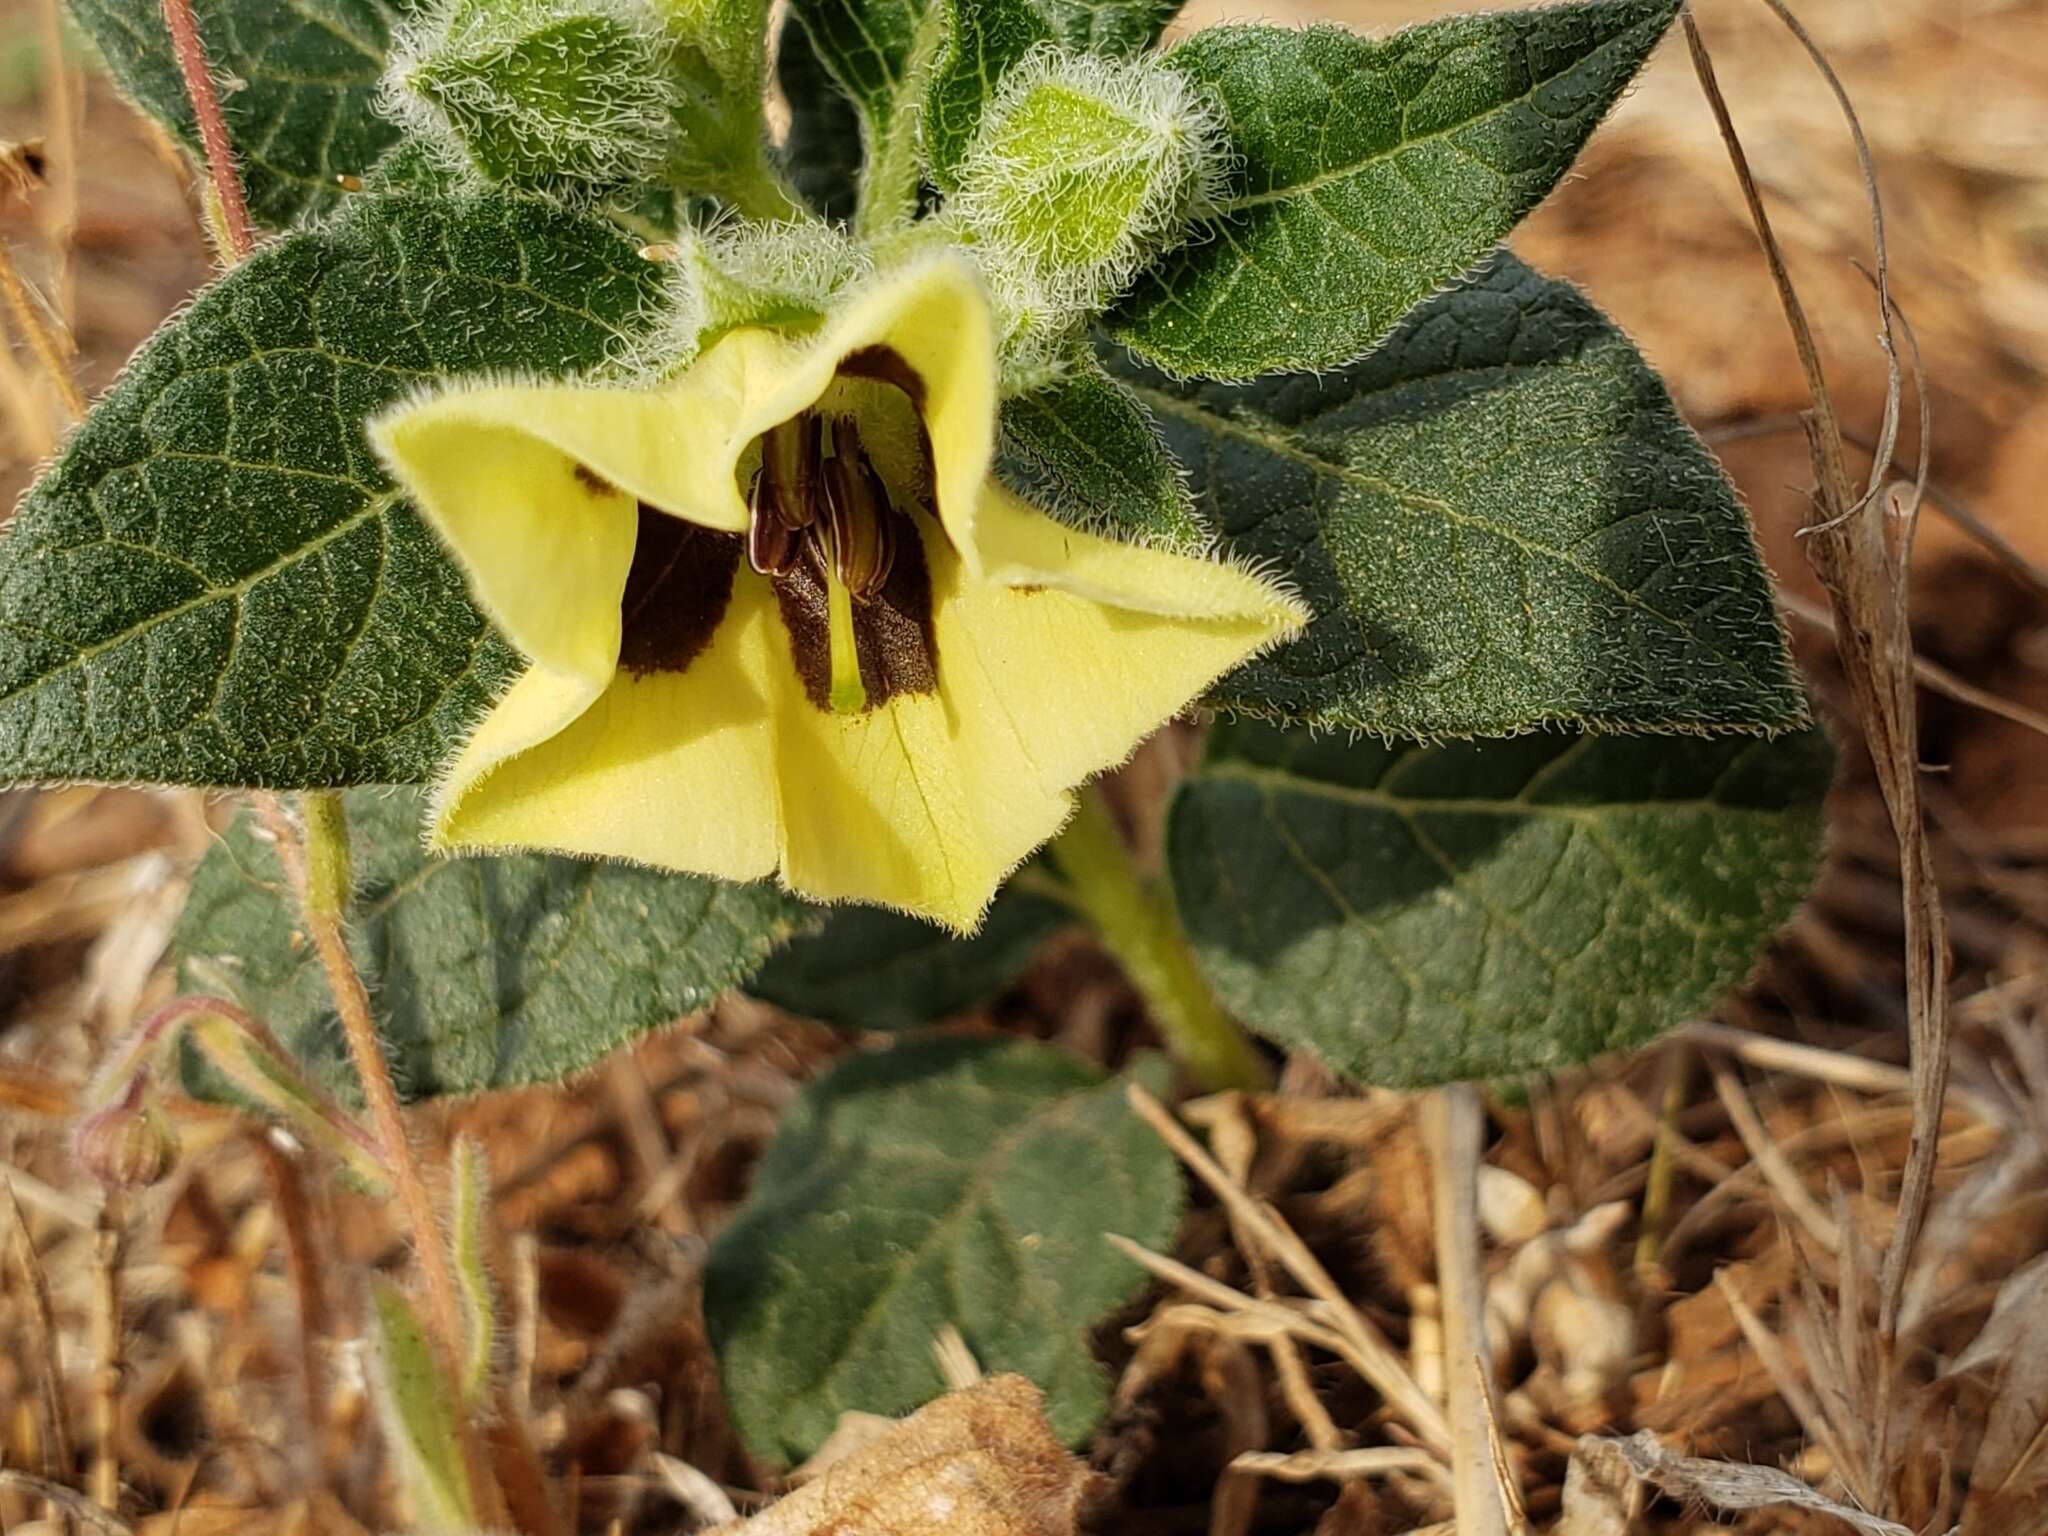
top-left (1681, 2), bottom-right (1951, 1359)
top-left (5, 1179), bottom-right (74, 1483)
top-left (1423, 1085), bottom-right (1510, 1536)
top-left (0, 239), bottom-right (85, 421)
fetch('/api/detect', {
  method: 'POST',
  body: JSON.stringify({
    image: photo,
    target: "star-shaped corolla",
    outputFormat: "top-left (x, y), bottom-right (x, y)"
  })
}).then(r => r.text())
top-left (371, 251), bottom-right (1306, 931)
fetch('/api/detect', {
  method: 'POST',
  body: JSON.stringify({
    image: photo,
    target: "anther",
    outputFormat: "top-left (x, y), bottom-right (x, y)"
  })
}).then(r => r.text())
top-left (821, 417), bottom-right (897, 601)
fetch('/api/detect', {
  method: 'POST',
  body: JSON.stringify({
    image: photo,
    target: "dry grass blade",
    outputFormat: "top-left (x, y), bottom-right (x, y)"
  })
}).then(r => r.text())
top-left (1705, 1056), bottom-right (1840, 1253)
top-left (1778, 588), bottom-right (2048, 739)
top-left (1229, 1448), bottom-right (1444, 1484)
top-left (0, 1470), bottom-right (134, 1533)
top-left (5, 1178), bottom-right (75, 1483)
top-left (1125, 1084), bottom-right (1453, 1456)
top-left (1583, 1432), bottom-right (1917, 1536)
top-left (1681, 0), bottom-right (1952, 1355)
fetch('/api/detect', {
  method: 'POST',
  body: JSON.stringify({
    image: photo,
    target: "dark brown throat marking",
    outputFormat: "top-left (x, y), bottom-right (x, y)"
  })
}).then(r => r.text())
top-left (837, 344), bottom-right (927, 410)
top-left (572, 462), bottom-right (617, 497)
top-left (771, 514), bottom-right (938, 712)
top-left (617, 505), bottom-right (742, 676)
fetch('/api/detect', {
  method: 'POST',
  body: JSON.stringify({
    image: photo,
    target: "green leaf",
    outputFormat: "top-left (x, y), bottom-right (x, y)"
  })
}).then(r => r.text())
top-left (366, 1279), bottom-right (477, 1530)
top-left (174, 788), bottom-right (812, 1103)
top-left (776, 16), bottom-right (863, 221)
top-left (0, 189), bottom-right (664, 789)
top-left (923, 0), bottom-right (1180, 189)
top-left (1107, 0), bottom-right (1679, 377)
top-left (786, 0), bottom-right (946, 221)
top-left (999, 352), bottom-right (1203, 551)
top-left (1121, 252), bottom-right (1807, 738)
top-left (705, 1036), bottom-right (1182, 1462)
top-left (67, 0), bottom-right (406, 230)
top-left (750, 886), bottom-right (1070, 1030)
top-left (1169, 718), bottom-right (1832, 1087)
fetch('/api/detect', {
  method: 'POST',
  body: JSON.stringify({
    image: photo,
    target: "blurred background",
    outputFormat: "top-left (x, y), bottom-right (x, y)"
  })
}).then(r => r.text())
top-left (2, 1), bottom-right (2047, 1532)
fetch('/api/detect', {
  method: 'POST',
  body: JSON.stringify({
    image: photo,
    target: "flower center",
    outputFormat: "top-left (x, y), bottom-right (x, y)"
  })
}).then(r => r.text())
top-left (613, 353), bottom-right (941, 716)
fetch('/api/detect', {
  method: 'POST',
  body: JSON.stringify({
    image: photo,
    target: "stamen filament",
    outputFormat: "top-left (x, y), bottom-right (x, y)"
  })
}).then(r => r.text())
top-left (824, 562), bottom-right (868, 715)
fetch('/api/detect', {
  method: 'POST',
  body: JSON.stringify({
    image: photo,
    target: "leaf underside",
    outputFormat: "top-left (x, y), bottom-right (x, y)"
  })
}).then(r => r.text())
top-left (705, 1037), bottom-right (1181, 1463)
top-left (0, 191), bottom-right (664, 789)
top-left (1170, 717), bottom-right (1832, 1087)
top-left (1121, 251), bottom-right (1807, 738)
top-left (174, 788), bottom-right (812, 1103)
top-left (1108, 0), bottom-right (1681, 377)
top-left (67, 0), bottom-right (407, 230)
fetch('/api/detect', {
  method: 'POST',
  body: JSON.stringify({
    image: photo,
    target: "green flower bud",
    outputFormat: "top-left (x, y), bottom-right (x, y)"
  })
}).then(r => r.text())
top-left (382, 0), bottom-right (682, 204)
top-left (949, 48), bottom-right (1226, 341)
top-left (633, 218), bottom-right (872, 374)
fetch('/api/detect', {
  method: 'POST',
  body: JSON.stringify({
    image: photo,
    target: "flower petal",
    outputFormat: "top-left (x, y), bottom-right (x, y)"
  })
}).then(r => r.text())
top-left (371, 407), bottom-right (640, 686)
top-left (932, 497), bottom-right (1309, 795)
top-left (430, 581), bottom-right (781, 882)
top-left (768, 632), bottom-right (1069, 935)
top-left (968, 483), bottom-right (1309, 621)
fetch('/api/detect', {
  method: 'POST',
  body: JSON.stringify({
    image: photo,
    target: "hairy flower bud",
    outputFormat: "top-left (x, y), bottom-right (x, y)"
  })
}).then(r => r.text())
top-left (381, 0), bottom-right (681, 204)
top-left (950, 48), bottom-right (1227, 344)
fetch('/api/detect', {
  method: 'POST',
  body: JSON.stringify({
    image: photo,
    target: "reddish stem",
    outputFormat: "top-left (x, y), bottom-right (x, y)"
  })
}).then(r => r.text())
top-left (159, 0), bottom-right (254, 262)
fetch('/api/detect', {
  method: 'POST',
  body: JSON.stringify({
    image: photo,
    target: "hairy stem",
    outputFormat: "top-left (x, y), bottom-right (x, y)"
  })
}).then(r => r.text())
top-left (159, 0), bottom-right (254, 262)
top-left (1048, 787), bottom-right (1268, 1093)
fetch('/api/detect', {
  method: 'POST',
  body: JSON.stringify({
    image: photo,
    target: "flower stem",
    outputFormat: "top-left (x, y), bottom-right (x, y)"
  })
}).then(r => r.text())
top-left (284, 793), bottom-right (465, 1355)
top-left (264, 791), bottom-right (518, 1525)
top-left (1048, 787), bottom-right (1269, 1093)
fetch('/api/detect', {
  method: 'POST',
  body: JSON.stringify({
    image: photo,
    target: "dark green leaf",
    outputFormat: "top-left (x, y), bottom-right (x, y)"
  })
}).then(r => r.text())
top-left (67, 0), bottom-right (406, 230)
top-left (750, 887), bottom-right (1070, 1030)
top-left (1169, 718), bottom-right (1832, 1086)
top-left (0, 190), bottom-right (664, 789)
top-left (776, 16), bottom-right (863, 221)
top-left (1107, 0), bottom-right (1679, 377)
top-left (921, 0), bottom-right (1179, 189)
top-left (706, 1036), bottom-right (1181, 1461)
top-left (999, 353), bottom-right (1204, 551)
top-left (1122, 253), bottom-right (1807, 738)
top-left (175, 788), bottom-right (812, 1103)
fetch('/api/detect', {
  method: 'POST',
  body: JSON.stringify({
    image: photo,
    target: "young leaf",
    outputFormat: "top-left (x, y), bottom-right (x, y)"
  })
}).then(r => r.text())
top-left (67, 0), bottom-right (406, 229)
top-left (366, 1279), bottom-right (477, 1530)
top-left (1169, 718), bottom-right (1832, 1087)
top-left (785, 0), bottom-right (946, 221)
top-left (749, 886), bottom-right (1070, 1031)
top-left (0, 190), bottom-right (663, 789)
top-left (1123, 252), bottom-right (1807, 738)
top-left (923, 0), bottom-right (1182, 188)
top-left (1107, 0), bottom-right (1680, 377)
top-left (704, 1036), bottom-right (1182, 1462)
top-left (174, 788), bottom-right (813, 1103)
top-left (998, 351), bottom-right (1204, 551)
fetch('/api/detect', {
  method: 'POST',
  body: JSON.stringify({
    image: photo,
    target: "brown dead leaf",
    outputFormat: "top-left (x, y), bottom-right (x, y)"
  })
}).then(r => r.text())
top-left (715, 1377), bottom-right (1092, 1536)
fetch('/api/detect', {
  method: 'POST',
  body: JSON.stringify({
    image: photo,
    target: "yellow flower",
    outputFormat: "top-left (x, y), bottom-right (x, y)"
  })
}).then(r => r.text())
top-left (371, 251), bottom-right (1305, 931)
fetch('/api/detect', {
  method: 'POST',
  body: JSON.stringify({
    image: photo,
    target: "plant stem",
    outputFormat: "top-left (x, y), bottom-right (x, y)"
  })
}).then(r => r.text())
top-left (159, 0), bottom-right (254, 263)
top-left (284, 794), bottom-right (464, 1356)
top-left (1048, 787), bottom-right (1268, 1093)
top-left (265, 791), bottom-right (523, 1527)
